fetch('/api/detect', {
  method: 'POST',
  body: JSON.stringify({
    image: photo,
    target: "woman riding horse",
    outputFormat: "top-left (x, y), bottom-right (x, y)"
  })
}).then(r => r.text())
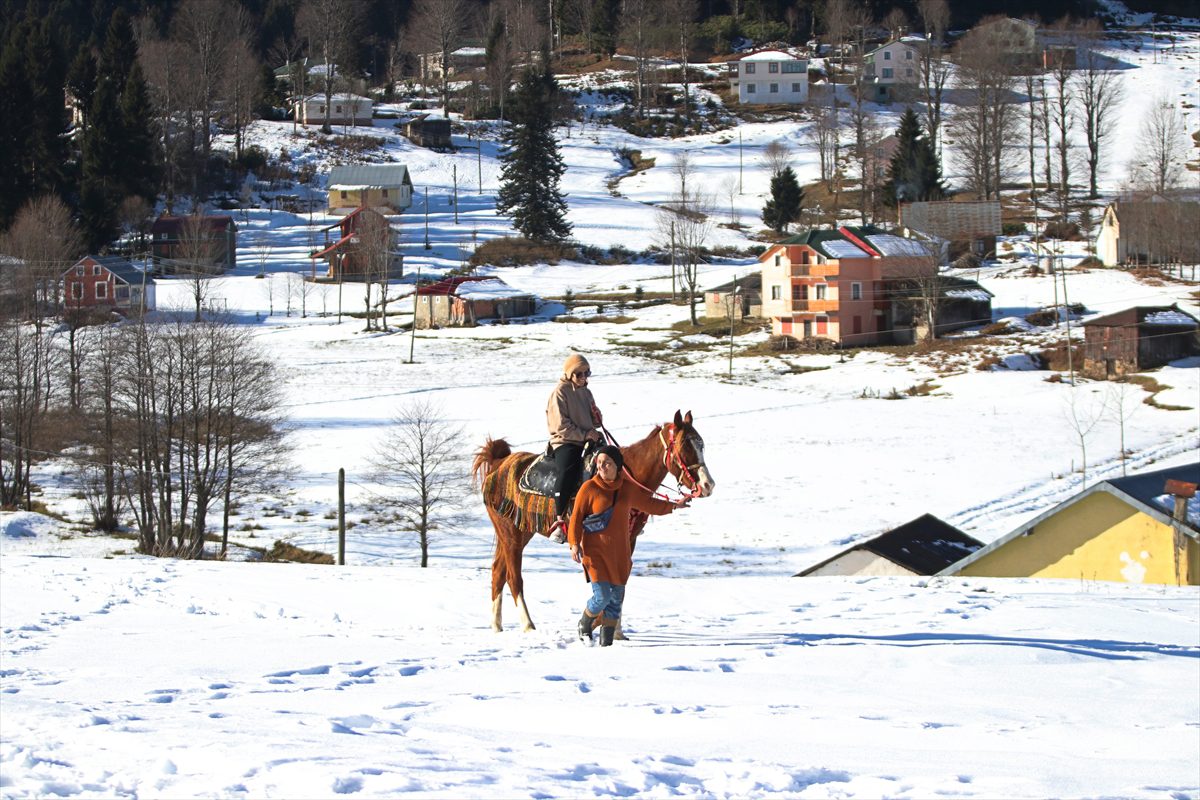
top-left (545, 354), bottom-right (604, 542)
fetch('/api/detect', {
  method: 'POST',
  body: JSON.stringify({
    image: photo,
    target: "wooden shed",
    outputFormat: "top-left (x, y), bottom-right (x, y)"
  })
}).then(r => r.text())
top-left (402, 115), bottom-right (452, 150)
top-left (413, 276), bottom-right (536, 328)
top-left (1081, 305), bottom-right (1199, 379)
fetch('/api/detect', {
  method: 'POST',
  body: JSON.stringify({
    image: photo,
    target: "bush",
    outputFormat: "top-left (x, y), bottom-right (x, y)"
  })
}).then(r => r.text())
top-left (469, 237), bottom-right (575, 267)
top-left (1077, 255), bottom-right (1104, 268)
top-left (1002, 221), bottom-right (1027, 236)
top-left (1025, 309), bottom-right (1057, 326)
top-left (1042, 220), bottom-right (1080, 240)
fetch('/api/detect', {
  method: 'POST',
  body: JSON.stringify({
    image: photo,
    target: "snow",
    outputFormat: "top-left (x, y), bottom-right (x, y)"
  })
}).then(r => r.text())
top-left (863, 233), bottom-right (933, 257)
top-left (820, 239), bottom-right (869, 259)
top-left (741, 50), bottom-right (802, 61)
top-left (1145, 310), bottom-right (1198, 326)
top-left (3, 16), bottom-right (1200, 799)
top-left (454, 278), bottom-right (530, 300)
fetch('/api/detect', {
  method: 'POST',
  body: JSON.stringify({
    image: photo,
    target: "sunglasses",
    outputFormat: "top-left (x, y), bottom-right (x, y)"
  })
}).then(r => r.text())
top-left (573, 370), bottom-right (591, 378)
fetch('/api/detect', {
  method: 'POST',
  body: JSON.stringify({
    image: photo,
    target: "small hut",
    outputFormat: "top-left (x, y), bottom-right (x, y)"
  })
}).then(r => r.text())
top-left (413, 276), bottom-right (536, 328)
top-left (1082, 305), bottom-right (1199, 379)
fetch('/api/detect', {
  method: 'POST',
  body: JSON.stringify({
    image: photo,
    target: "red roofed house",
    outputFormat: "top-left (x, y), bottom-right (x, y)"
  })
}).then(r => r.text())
top-left (62, 255), bottom-right (156, 315)
top-left (413, 276), bottom-right (536, 328)
top-left (759, 226), bottom-right (937, 346)
top-left (309, 206), bottom-right (403, 281)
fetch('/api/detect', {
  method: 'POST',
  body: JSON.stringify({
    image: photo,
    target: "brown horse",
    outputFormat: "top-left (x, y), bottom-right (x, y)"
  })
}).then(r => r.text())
top-left (472, 410), bottom-right (716, 632)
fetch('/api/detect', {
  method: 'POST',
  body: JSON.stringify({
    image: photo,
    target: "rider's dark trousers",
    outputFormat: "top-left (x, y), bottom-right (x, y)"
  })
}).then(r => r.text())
top-left (552, 442), bottom-right (584, 519)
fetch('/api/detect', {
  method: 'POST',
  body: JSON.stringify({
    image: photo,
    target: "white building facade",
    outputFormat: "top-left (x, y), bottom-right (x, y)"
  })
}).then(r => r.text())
top-left (733, 50), bottom-right (809, 105)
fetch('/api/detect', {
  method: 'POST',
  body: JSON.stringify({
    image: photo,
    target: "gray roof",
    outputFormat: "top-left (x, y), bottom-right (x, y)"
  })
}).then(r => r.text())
top-left (327, 164), bottom-right (411, 189)
top-left (936, 462), bottom-right (1200, 576)
top-left (68, 256), bottom-right (154, 286)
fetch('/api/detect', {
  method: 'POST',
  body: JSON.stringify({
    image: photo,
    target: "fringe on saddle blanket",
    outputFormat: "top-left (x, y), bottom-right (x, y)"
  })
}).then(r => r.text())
top-left (482, 452), bottom-right (556, 535)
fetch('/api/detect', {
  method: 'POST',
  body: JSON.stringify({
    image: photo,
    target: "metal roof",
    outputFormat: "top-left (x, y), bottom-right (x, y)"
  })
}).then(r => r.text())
top-left (797, 514), bottom-right (982, 576)
top-left (327, 164), bottom-right (411, 189)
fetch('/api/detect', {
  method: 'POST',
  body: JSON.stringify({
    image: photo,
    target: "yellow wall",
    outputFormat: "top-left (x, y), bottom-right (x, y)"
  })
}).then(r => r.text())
top-left (959, 492), bottom-right (1199, 585)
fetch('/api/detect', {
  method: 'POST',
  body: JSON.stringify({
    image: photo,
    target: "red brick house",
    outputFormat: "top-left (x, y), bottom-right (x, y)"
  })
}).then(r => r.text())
top-left (309, 206), bottom-right (403, 281)
top-left (759, 226), bottom-right (936, 346)
top-left (62, 255), bottom-right (156, 315)
top-left (150, 214), bottom-right (237, 274)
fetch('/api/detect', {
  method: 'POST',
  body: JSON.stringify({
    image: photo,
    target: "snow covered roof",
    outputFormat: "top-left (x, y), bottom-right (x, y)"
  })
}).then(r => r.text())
top-left (328, 164), bottom-right (411, 189)
top-left (453, 279), bottom-right (532, 301)
top-left (741, 50), bottom-right (803, 61)
top-left (1144, 310), bottom-right (1199, 327)
top-left (944, 288), bottom-right (992, 302)
top-left (863, 233), bottom-right (933, 257)
top-left (302, 93), bottom-right (373, 104)
top-left (821, 240), bottom-right (869, 259)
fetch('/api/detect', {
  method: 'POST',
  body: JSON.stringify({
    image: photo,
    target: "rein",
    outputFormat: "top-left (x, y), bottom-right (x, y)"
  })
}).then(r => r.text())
top-left (601, 423), bottom-right (702, 502)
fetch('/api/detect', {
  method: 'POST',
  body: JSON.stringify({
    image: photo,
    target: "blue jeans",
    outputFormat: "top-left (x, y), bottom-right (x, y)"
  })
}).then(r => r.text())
top-left (586, 581), bottom-right (625, 621)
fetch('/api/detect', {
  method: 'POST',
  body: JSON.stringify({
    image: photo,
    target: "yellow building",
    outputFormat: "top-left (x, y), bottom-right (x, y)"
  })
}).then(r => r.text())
top-left (940, 464), bottom-right (1199, 586)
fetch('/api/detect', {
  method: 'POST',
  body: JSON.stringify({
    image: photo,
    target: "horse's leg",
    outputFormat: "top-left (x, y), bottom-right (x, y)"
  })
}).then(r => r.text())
top-left (490, 543), bottom-right (507, 633)
top-left (507, 530), bottom-right (537, 632)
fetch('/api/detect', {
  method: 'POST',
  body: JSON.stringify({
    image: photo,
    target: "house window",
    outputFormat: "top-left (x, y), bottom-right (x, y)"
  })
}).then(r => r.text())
top-left (76, 266), bottom-right (85, 276)
top-left (771, 285), bottom-right (781, 300)
top-left (769, 62), bottom-right (779, 73)
top-left (792, 284), bottom-right (802, 301)
top-left (71, 282), bottom-right (83, 300)
top-left (92, 265), bottom-right (101, 275)
top-left (340, 190), bottom-right (348, 199)
top-left (852, 316), bottom-right (862, 334)
top-left (382, 189), bottom-right (389, 197)
top-left (815, 284), bottom-right (827, 299)
top-left (851, 282), bottom-right (862, 300)
top-left (800, 250), bottom-right (809, 264)
top-left (319, 105), bottom-right (325, 114)
top-left (335, 105), bottom-right (343, 113)
top-left (882, 68), bottom-right (893, 78)
top-left (906, 50), bottom-right (913, 59)
top-left (782, 62), bottom-right (805, 73)
top-left (774, 254), bottom-right (781, 266)
top-left (747, 84), bottom-right (756, 94)
top-left (884, 51), bottom-right (892, 60)
top-left (95, 282), bottom-right (107, 300)
top-left (745, 62), bottom-right (756, 74)
top-left (769, 83), bottom-right (778, 93)
top-left (792, 83), bottom-right (803, 93)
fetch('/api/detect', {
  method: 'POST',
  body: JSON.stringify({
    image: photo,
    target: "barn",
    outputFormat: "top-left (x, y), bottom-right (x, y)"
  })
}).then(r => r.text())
top-left (1081, 305), bottom-right (1199, 379)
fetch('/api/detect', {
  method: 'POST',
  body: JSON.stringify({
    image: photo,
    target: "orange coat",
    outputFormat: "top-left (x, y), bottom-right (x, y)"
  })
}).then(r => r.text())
top-left (567, 474), bottom-right (676, 584)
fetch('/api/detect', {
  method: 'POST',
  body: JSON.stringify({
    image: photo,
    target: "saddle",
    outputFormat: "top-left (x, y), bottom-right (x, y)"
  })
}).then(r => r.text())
top-left (518, 441), bottom-right (600, 497)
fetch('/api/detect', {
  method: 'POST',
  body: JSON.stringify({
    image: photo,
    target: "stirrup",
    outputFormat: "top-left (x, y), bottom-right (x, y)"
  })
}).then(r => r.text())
top-left (548, 517), bottom-right (567, 543)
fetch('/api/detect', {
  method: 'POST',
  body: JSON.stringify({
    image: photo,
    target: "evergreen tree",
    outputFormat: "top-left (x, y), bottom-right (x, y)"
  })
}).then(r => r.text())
top-left (119, 61), bottom-right (158, 203)
top-left (762, 166), bottom-right (804, 234)
top-left (66, 43), bottom-right (96, 132)
top-left (592, 0), bottom-right (620, 58)
top-left (26, 20), bottom-right (70, 200)
top-left (495, 55), bottom-right (572, 244)
top-left (884, 108), bottom-right (947, 206)
top-left (0, 21), bottom-right (34, 228)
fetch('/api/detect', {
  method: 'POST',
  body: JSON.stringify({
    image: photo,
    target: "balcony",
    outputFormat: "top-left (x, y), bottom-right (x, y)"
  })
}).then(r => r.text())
top-left (789, 299), bottom-right (839, 314)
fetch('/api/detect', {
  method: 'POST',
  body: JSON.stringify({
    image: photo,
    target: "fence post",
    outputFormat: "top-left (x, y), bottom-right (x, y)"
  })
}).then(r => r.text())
top-left (338, 468), bottom-right (346, 566)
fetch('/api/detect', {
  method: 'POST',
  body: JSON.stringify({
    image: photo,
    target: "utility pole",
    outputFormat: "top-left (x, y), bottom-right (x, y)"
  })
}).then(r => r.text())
top-left (738, 130), bottom-right (743, 193)
top-left (337, 468), bottom-right (346, 565)
top-left (1061, 256), bottom-right (1074, 386)
top-left (408, 261), bottom-right (422, 364)
top-left (728, 275), bottom-right (739, 379)
top-left (423, 187), bottom-right (430, 249)
top-left (453, 164), bottom-right (459, 224)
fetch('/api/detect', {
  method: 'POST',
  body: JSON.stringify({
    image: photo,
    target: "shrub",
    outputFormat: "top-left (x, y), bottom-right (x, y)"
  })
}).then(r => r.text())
top-left (469, 237), bottom-right (575, 267)
top-left (1042, 220), bottom-right (1080, 240)
top-left (1025, 309), bottom-right (1057, 326)
top-left (1002, 221), bottom-right (1027, 236)
top-left (1077, 255), bottom-right (1103, 268)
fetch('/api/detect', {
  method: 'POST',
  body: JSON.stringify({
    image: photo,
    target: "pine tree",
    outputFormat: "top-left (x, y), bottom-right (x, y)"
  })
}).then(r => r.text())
top-left (0, 22), bottom-right (35, 228)
top-left (119, 61), bottom-right (158, 204)
top-left (762, 166), bottom-right (804, 234)
top-left (26, 20), bottom-right (69, 200)
top-left (884, 108), bottom-right (947, 206)
top-left (592, 0), bottom-right (620, 58)
top-left (495, 56), bottom-right (572, 244)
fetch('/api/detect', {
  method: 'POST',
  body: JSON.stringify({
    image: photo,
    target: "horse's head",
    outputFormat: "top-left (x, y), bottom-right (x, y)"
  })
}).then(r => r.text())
top-left (661, 410), bottom-right (716, 498)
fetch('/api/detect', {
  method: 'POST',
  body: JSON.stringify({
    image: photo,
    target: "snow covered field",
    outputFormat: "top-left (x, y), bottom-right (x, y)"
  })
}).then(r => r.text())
top-left (3, 20), bottom-right (1199, 800)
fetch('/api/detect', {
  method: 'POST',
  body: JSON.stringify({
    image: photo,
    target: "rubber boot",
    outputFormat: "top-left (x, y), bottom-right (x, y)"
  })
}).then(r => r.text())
top-left (599, 624), bottom-right (617, 647)
top-left (577, 610), bottom-right (597, 642)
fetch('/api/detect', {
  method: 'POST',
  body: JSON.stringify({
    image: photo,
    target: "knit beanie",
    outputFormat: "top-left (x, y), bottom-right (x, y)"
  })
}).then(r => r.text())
top-left (562, 353), bottom-right (590, 378)
top-left (596, 444), bottom-right (624, 471)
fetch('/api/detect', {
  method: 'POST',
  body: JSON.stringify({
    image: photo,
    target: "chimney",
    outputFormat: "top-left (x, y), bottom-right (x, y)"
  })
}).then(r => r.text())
top-left (1164, 479), bottom-right (1197, 523)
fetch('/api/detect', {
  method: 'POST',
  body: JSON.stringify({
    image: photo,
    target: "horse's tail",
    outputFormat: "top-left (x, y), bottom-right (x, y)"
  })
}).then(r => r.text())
top-left (472, 437), bottom-right (513, 490)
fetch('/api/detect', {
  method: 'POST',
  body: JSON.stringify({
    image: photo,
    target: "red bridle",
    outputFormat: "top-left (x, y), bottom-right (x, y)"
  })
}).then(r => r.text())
top-left (599, 422), bottom-right (704, 502)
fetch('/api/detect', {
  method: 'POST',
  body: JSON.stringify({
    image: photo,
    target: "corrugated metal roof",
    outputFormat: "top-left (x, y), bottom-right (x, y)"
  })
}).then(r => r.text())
top-left (328, 164), bottom-right (410, 189)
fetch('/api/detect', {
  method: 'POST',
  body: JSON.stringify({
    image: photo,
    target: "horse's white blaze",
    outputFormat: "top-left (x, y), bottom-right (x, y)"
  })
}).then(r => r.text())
top-left (690, 437), bottom-right (715, 497)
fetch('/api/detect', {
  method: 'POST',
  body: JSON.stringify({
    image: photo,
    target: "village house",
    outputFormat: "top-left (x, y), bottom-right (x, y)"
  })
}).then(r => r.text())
top-left (62, 255), bottom-right (155, 315)
top-left (900, 201), bottom-right (1001, 259)
top-left (797, 514), bottom-right (983, 577)
top-left (273, 59), bottom-right (367, 95)
top-left (308, 206), bottom-right (403, 281)
top-left (890, 275), bottom-right (994, 342)
top-left (400, 114), bottom-right (452, 150)
top-left (705, 273), bottom-right (763, 321)
top-left (730, 49), bottom-right (809, 105)
top-left (861, 38), bottom-right (923, 102)
top-left (326, 164), bottom-right (413, 216)
top-left (417, 46), bottom-right (487, 82)
top-left (294, 93), bottom-right (373, 127)
top-left (758, 226), bottom-right (937, 346)
top-left (150, 214), bottom-right (237, 274)
top-left (1081, 305), bottom-right (1199, 379)
top-left (939, 464), bottom-right (1200, 586)
top-left (968, 17), bottom-right (1040, 69)
top-left (413, 276), bottom-right (536, 328)
top-left (1095, 199), bottom-right (1200, 267)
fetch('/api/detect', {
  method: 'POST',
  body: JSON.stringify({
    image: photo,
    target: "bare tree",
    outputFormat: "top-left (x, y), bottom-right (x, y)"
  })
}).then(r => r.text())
top-left (221, 23), bottom-right (261, 162)
top-left (0, 319), bottom-right (56, 508)
top-left (619, 0), bottom-right (656, 117)
top-left (1105, 380), bottom-right (1141, 476)
top-left (762, 140), bottom-right (792, 177)
top-left (173, 0), bottom-right (231, 163)
top-left (77, 323), bottom-right (124, 531)
top-left (916, 0), bottom-right (950, 147)
top-left (720, 175), bottom-right (741, 227)
top-left (0, 195), bottom-right (84, 320)
top-left (664, 0), bottom-right (699, 125)
top-left (951, 20), bottom-right (1021, 200)
top-left (369, 400), bottom-right (470, 567)
top-left (1063, 386), bottom-right (1106, 489)
top-left (176, 212), bottom-right (223, 321)
top-left (1046, 18), bottom-right (1077, 222)
top-left (661, 158), bottom-right (713, 325)
top-left (1130, 96), bottom-right (1188, 195)
top-left (298, 0), bottom-right (363, 131)
top-left (1075, 25), bottom-right (1124, 199)
top-left (410, 0), bottom-right (472, 115)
